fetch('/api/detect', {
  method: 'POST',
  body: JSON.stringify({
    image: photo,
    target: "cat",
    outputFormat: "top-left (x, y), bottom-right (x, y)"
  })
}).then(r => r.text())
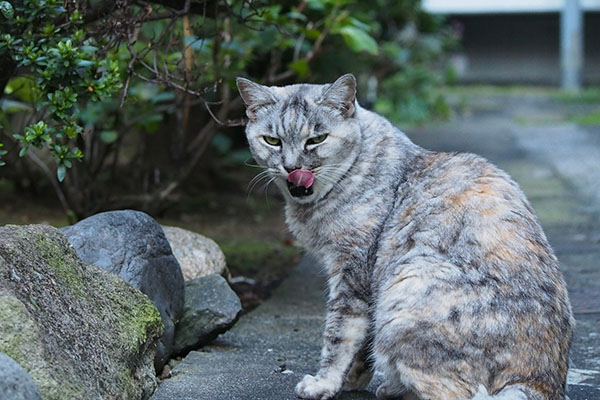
top-left (236, 74), bottom-right (574, 400)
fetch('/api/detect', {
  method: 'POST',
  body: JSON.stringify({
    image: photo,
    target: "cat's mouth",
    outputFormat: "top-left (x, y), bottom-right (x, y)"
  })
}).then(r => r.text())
top-left (287, 181), bottom-right (314, 197)
top-left (287, 169), bottom-right (315, 198)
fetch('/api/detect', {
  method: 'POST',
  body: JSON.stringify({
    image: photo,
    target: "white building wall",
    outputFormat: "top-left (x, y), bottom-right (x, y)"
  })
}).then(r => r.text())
top-left (423, 0), bottom-right (600, 14)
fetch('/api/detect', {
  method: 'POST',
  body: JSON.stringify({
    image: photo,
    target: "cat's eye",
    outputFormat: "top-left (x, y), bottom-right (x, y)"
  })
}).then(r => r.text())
top-left (263, 136), bottom-right (281, 146)
top-left (306, 134), bottom-right (328, 146)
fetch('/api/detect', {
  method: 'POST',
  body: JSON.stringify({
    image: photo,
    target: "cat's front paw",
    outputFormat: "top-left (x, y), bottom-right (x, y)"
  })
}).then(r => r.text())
top-left (295, 374), bottom-right (339, 400)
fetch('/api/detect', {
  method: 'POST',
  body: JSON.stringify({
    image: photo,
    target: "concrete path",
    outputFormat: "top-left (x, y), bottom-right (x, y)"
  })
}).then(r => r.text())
top-left (151, 94), bottom-right (600, 399)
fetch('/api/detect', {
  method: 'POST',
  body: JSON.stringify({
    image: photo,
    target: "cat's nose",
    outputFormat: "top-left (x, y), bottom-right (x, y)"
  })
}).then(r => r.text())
top-left (284, 165), bottom-right (301, 173)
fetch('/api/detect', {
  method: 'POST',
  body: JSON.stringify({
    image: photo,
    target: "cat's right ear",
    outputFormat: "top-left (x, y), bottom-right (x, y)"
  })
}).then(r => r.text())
top-left (318, 73), bottom-right (357, 118)
top-left (236, 78), bottom-right (278, 122)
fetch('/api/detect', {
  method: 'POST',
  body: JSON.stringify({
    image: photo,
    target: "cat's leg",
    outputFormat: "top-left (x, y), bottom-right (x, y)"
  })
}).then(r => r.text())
top-left (374, 358), bottom-right (419, 400)
top-left (373, 260), bottom-right (562, 400)
top-left (342, 342), bottom-right (373, 391)
top-left (372, 261), bottom-right (481, 400)
top-left (295, 273), bottom-right (370, 400)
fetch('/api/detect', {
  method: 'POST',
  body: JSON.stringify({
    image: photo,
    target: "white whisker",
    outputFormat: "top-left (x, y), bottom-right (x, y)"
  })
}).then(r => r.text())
top-left (248, 171), bottom-right (272, 190)
top-left (259, 176), bottom-right (277, 194)
top-left (244, 159), bottom-right (267, 169)
top-left (247, 168), bottom-right (280, 198)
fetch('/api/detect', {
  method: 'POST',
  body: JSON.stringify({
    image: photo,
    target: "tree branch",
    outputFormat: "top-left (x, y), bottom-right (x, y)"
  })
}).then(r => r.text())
top-left (26, 151), bottom-right (74, 219)
top-left (83, 0), bottom-right (219, 24)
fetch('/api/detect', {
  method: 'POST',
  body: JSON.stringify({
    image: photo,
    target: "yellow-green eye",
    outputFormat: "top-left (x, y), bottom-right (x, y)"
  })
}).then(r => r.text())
top-left (307, 134), bottom-right (328, 145)
top-left (263, 136), bottom-right (281, 146)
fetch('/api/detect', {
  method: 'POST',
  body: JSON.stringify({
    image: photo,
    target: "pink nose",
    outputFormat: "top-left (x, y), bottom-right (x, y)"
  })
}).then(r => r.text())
top-left (287, 169), bottom-right (314, 188)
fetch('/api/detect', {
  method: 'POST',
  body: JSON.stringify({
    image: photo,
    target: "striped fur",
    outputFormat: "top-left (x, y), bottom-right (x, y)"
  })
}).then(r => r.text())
top-left (237, 75), bottom-right (574, 400)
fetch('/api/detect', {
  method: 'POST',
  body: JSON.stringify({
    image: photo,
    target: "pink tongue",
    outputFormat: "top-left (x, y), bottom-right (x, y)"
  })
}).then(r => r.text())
top-left (288, 169), bottom-right (314, 188)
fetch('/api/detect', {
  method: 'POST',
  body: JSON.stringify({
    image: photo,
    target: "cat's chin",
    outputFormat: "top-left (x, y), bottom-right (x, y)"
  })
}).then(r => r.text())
top-left (286, 190), bottom-right (317, 204)
top-left (276, 178), bottom-right (323, 204)
top-left (288, 195), bottom-right (317, 204)
top-left (285, 185), bottom-right (318, 204)
top-left (287, 181), bottom-right (314, 198)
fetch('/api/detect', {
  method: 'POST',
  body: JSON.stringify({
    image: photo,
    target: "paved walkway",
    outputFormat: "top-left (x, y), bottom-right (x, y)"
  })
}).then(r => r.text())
top-left (151, 94), bottom-right (600, 400)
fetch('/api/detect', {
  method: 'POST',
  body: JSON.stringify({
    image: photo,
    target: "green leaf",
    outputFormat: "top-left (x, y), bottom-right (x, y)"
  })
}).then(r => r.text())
top-left (5, 77), bottom-right (42, 103)
top-left (287, 11), bottom-right (307, 21)
top-left (211, 132), bottom-right (232, 153)
top-left (57, 165), bottom-right (66, 182)
top-left (76, 59), bottom-right (94, 68)
top-left (18, 147), bottom-right (27, 157)
top-left (348, 17), bottom-right (371, 32)
top-left (288, 59), bottom-right (310, 78)
top-left (0, 1), bottom-right (14, 20)
top-left (184, 35), bottom-right (202, 50)
top-left (305, 0), bottom-right (325, 10)
top-left (80, 45), bottom-right (98, 53)
top-left (299, 27), bottom-right (321, 40)
top-left (338, 26), bottom-right (378, 55)
top-left (152, 91), bottom-right (176, 103)
top-left (100, 130), bottom-right (118, 143)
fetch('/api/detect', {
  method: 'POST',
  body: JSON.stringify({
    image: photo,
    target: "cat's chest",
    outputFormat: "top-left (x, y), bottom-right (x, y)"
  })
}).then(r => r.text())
top-left (286, 197), bottom-right (388, 255)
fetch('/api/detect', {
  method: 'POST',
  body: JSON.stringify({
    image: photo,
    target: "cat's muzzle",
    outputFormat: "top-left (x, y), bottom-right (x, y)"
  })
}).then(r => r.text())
top-left (287, 181), bottom-right (314, 197)
top-left (287, 169), bottom-right (315, 197)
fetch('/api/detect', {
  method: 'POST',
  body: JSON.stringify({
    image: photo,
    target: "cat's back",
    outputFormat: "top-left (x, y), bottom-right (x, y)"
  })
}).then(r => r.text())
top-left (374, 150), bottom-right (573, 398)
top-left (387, 150), bottom-right (556, 273)
top-left (380, 148), bottom-right (572, 327)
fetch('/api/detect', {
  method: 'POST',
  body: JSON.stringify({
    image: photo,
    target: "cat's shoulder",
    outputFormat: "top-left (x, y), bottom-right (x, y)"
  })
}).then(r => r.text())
top-left (408, 150), bottom-right (526, 207)
top-left (409, 150), bottom-right (503, 180)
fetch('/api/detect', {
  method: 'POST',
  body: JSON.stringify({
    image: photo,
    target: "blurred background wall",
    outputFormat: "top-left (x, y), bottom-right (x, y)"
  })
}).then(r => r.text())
top-left (424, 0), bottom-right (600, 85)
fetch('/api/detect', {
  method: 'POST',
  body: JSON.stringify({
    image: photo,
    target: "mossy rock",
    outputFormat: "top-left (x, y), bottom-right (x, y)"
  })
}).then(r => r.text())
top-left (0, 224), bottom-right (163, 400)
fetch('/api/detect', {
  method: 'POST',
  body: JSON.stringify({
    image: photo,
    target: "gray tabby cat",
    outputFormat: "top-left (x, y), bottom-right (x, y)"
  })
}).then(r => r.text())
top-left (236, 74), bottom-right (573, 400)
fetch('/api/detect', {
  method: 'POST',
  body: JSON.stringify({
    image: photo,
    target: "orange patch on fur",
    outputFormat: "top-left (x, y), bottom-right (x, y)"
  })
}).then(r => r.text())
top-left (401, 206), bottom-right (415, 220)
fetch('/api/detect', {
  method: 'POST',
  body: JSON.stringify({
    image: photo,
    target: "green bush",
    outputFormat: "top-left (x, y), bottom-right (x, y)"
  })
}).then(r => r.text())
top-left (0, 0), bottom-right (122, 181)
top-left (0, 0), bottom-right (455, 218)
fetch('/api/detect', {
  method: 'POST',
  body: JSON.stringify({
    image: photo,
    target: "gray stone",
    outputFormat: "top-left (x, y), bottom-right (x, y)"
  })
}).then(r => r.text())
top-left (0, 224), bottom-right (163, 400)
top-left (61, 210), bottom-right (184, 371)
top-left (173, 274), bottom-right (241, 355)
top-left (162, 226), bottom-right (231, 281)
top-left (0, 353), bottom-right (42, 400)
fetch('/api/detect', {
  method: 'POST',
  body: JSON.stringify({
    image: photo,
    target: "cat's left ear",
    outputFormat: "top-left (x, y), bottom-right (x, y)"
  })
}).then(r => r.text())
top-left (318, 73), bottom-right (357, 118)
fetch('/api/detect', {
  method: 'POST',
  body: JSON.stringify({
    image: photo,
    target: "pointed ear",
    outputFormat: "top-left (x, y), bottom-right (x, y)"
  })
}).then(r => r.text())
top-left (318, 73), bottom-right (357, 118)
top-left (236, 77), bottom-right (278, 121)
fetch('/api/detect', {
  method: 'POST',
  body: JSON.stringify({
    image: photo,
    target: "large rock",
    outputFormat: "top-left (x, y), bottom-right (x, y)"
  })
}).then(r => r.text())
top-left (0, 224), bottom-right (163, 400)
top-left (0, 353), bottom-right (42, 400)
top-left (173, 274), bottom-right (242, 355)
top-left (61, 210), bottom-right (184, 371)
top-left (162, 225), bottom-right (231, 281)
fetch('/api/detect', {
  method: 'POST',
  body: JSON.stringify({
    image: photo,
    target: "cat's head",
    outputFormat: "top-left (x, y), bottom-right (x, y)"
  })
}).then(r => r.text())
top-left (236, 74), bottom-right (362, 204)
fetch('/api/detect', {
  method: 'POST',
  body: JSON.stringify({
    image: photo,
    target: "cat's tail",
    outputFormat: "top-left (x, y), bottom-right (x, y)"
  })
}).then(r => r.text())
top-left (469, 384), bottom-right (548, 400)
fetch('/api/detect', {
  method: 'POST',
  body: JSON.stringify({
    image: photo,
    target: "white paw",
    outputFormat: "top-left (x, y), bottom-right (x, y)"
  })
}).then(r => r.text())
top-left (295, 374), bottom-right (339, 400)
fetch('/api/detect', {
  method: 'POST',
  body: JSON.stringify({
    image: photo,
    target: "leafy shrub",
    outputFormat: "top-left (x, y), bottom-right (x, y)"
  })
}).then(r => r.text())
top-left (0, 0), bottom-right (455, 218)
top-left (0, 0), bottom-right (122, 181)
